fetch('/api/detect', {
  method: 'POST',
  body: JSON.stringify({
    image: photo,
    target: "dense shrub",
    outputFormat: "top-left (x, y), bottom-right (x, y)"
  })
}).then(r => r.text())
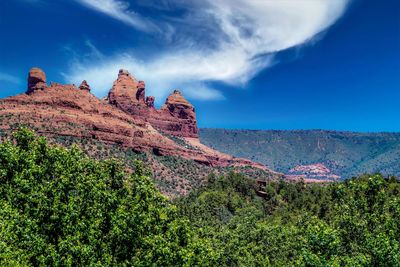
top-left (1, 129), bottom-right (399, 266)
top-left (0, 129), bottom-right (213, 266)
top-left (176, 172), bottom-right (400, 266)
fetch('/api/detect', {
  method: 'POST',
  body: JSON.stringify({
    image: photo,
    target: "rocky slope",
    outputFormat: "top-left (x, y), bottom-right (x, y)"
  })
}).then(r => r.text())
top-left (200, 128), bottom-right (400, 180)
top-left (0, 68), bottom-right (280, 195)
top-left (286, 163), bottom-right (340, 183)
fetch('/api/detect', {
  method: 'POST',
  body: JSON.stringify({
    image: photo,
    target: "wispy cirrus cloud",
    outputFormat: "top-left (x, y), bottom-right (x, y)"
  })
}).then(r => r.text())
top-left (74, 0), bottom-right (159, 32)
top-left (66, 0), bottom-right (350, 101)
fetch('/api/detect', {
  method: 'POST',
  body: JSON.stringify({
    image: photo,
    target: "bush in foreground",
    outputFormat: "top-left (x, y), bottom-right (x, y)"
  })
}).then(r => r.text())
top-left (1, 129), bottom-right (399, 266)
top-left (0, 129), bottom-right (212, 266)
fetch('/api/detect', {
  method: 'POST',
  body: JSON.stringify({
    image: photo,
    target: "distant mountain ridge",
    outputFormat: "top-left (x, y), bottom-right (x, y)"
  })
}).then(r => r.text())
top-left (199, 129), bottom-right (400, 180)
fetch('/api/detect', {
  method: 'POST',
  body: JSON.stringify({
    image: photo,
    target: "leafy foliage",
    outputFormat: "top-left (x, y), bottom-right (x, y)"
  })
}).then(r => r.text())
top-left (0, 129), bottom-right (213, 266)
top-left (1, 129), bottom-right (399, 266)
top-left (176, 172), bottom-right (400, 266)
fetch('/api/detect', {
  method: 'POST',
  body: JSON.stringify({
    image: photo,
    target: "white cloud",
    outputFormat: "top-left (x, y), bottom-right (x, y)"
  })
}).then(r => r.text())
top-left (62, 51), bottom-right (231, 102)
top-left (74, 0), bottom-right (159, 32)
top-left (66, 0), bottom-right (350, 101)
top-left (0, 72), bottom-right (20, 85)
top-left (184, 85), bottom-right (225, 101)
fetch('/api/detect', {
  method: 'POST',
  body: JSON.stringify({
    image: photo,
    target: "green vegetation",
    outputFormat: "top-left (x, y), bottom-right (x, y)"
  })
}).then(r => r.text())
top-left (50, 133), bottom-right (278, 196)
top-left (0, 129), bottom-right (212, 266)
top-left (158, 131), bottom-right (200, 151)
top-left (1, 129), bottom-right (399, 266)
top-left (176, 173), bottom-right (400, 266)
top-left (199, 129), bottom-right (400, 178)
top-left (154, 155), bottom-right (279, 196)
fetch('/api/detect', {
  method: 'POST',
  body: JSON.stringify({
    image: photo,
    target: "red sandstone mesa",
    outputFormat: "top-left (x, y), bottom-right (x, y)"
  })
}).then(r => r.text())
top-left (0, 67), bottom-right (272, 172)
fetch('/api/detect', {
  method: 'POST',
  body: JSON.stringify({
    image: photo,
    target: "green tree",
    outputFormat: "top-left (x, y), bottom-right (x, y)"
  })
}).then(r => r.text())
top-left (0, 128), bottom-right (214, 266)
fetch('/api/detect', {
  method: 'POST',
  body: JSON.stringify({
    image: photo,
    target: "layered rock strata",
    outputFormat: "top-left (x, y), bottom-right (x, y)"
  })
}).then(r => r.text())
top-left (107, 69), bottom-right (198, 138)
top-left (0, 67), bottom-right (274, 172)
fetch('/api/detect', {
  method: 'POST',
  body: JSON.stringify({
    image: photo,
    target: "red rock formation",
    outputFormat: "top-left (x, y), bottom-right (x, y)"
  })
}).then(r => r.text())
top-left (106, 70), bottom-right (199, 138)
top-left (108, 69), bottom-right (143, 108)
top-left (151, 90), bottom-right (198, 138)
top-left (145, 96), bottom-right (155, 108)
top-left (0, 67), bottom-right (274, 173)
top-left (79, 80), bottom-right (90, 91)
top-left (27, 67), bottom-right (47, 94)
top-left (137, 80), bottom-right (145, 102)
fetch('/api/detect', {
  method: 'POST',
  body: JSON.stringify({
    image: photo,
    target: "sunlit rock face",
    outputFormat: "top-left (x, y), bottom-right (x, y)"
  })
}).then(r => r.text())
top-left (107, 70), bottom-right (198, 138)
top-left (27, 67), bottom-right (47, 94)
top-left (0, 67), bottom-right (274, 172)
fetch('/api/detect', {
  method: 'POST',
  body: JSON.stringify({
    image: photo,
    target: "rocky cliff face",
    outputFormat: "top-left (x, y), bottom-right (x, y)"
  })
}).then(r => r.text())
top-left (107, 69), bottom-right (198, 138)
top-left (0, 67), bottom-right (272, 173)
top-left (157, 90), bottom-right (197, 138)
top-left (107, 69), bottom-right (146, 113)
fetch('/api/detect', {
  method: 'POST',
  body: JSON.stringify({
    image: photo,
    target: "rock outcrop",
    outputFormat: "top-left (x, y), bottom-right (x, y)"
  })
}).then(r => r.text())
top-left (108, 69), bottom-right (144, 108)
top-left (79, 80), bottom-right (91, 91)
top-left (152, 90), bottom-right (198, 138)
top-left (145, 96), bottom-right (155, 108)
top-left (106, 69), bottom-right (198, 138)
top-left (27, 67), bottom-right (47, 94)
top-left (0, 67), bottom-right (273, 172)
top-left (286, 163), bottom-right (340, 182)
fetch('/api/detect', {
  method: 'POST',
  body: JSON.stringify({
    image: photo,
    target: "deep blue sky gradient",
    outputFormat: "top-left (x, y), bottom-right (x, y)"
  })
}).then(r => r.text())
top-left (0, 0), bottom-right (399, 131)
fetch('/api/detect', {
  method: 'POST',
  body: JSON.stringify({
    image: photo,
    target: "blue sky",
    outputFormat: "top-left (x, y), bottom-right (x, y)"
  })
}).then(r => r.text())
top-left (0, 0), bottom-right (399, 131)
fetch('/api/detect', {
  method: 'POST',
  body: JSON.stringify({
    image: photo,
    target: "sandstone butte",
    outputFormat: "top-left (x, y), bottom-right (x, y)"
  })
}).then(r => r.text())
top-left (0, 67), bottom-right (276, 173)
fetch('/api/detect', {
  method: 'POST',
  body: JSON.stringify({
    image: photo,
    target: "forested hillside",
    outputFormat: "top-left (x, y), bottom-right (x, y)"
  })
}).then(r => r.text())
top-left (200, 129), bottom-right (400, 179)
top-left (1, 129), bottom-right (399, 266)
top-left (176, 172), bottom-right (400, 266)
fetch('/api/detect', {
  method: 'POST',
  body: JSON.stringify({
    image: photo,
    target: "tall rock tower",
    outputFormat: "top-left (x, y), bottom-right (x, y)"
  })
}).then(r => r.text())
top-left (107, 70), bottom-right (198, 138)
